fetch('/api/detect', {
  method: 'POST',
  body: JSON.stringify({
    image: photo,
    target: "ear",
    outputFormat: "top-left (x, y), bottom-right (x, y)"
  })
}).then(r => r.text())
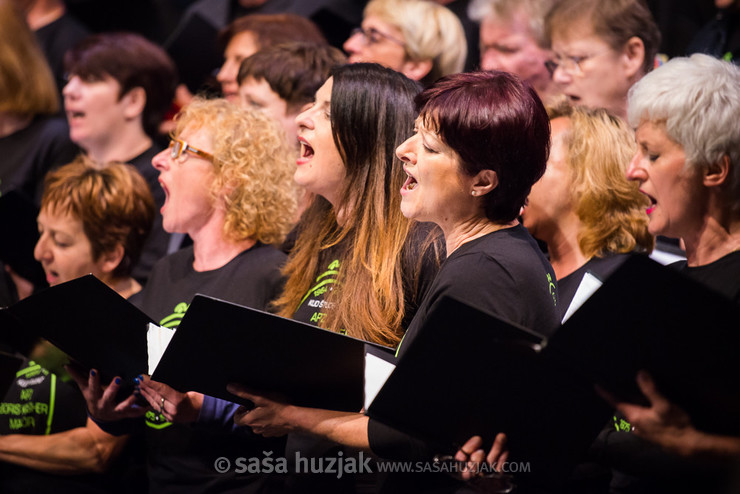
top-left (622, 36), bottom-right (646, 80)
top-left (97, 244), bottom-right (126, 276)
top-left (400, 58), bottom-right (433, 82)
top-left (121, 86), bottom-right (147, 120)
top-left (471, 169), bottom-right (498, 197)
top-left (703, 154), bottom-right (731, 188)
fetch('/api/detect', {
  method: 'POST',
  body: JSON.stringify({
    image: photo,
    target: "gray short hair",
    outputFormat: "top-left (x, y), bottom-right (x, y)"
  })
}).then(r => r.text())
top-left (628, 54), bottom-right (740, 213)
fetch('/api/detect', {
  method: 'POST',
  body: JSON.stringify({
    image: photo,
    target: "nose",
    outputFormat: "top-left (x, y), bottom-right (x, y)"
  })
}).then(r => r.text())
top-left (395, 135), bottom-right (416, 163)
top-left (62, 75), bottom-right (80, 99)
top-left (295, 106), bottom-right (314, 131)
top-left (343, 31), bottom-right (363, 55)
top-left (217, 58), bottom-right (236, 85)
top-left (34, 231), bottom-right (51, 264)
top-left (551, 65), bottom-right (572, 85)
top-left (152, 148), bottom-right (170, 171)
top-left (480, 50), bottom-right (501, 71)
top-left (625, 152), bottom-right (645, 182)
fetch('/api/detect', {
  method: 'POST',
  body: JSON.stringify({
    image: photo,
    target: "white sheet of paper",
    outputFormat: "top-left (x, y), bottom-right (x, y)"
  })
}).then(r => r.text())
top-left (562, 271), bottom-right (603, 323)
top-left (147, 323), bottom-right (176, 375)
top-left (364, 353), bottom-right (396, 410)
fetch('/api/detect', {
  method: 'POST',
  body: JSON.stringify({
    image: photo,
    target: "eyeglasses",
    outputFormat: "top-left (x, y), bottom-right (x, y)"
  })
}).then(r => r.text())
top-left (350, 26), bottom-right (405, 47)
top-left (544, 48), bottom-right (612, 76)
top-left (169, 139), bottom-right (214, 162)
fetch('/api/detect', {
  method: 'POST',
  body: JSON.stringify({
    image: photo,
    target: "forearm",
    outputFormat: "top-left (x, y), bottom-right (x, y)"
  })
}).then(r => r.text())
top-left (0, 418), bottom-right (128, 474)
top-left (285, 407), bottom-right (370, 451)
top-left (677, 429), bottom-right (740, 462)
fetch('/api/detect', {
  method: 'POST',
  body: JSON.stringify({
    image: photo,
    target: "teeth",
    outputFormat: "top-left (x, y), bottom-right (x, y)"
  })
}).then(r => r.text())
top-left (407, 182), bottom-right (417, 190)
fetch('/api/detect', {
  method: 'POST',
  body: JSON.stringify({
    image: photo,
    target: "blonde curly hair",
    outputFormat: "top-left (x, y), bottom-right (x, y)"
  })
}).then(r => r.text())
top-left (173, 97), bottom-right (297, 245)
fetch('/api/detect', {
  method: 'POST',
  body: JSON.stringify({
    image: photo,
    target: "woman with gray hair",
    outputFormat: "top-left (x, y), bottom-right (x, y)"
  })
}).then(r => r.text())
top-left (608, 53), bottom-right (740, 492)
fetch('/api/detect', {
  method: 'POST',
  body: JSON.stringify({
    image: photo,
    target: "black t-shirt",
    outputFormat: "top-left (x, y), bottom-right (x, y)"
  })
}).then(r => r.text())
top-left (0, 360), bottom-right (118, 493)
top-left (557, 253), bottom-right (631, 314)
top-left (367, 225), bottom-right (560, 492)
top-left (0, 116), bottom-right (79, 204)
top-left (395, 224), bottom-right (560, 362)
top-left (130, 243), bottom-right (288, 493)
top-left (34, 13), bottom-right (90, 96)
top-left (673, 250), bottom-right (740, 303)
top-left (126, 145), bottom-right (170, 284)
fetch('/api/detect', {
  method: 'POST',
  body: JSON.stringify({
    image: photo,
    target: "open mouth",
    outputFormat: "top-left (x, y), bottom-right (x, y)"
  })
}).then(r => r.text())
top-left (301, 142), bottom-right (314, 159)
top-left (644, 192), bottom-right (657, 215)
top-left (402, 172), bottom-right (418, 191)
top-left (297, 137), bottom-right (314, 165)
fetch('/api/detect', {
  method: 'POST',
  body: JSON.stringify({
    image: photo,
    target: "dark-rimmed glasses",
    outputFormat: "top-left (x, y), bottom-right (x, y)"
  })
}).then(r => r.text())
top-left (169, 138), bottom-right (214, 162)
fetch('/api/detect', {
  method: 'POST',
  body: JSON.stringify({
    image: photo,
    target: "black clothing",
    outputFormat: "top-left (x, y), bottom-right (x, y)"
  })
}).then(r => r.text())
top-left (0, 116), bottom-right (78, 205)
top-left (34, 13), bottom-right (90, 95)
top-left (285, 222), bottom-right (444, 493)
top-left (396, 224), bottom-right (560, 362)
top-left (367, 225), bottom-right (560, 493)
top-left (130, 243), bottom-right (287, 493)
top-left (126, 145), bottom-right (170, 284)
top-left (558, 254), bottom-right (631, 313)
top-left (674, 250), bottom-right (740, 302)
top-left (0, 360), bottom-right (133, 494)
top-left (686, 7), bottom-right (740, 64)
top-left (601, 250), bottom-right (740, 494)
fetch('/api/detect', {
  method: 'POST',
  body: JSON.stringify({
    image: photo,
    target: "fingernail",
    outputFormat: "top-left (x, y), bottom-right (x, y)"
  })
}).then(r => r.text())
top-left (115, 377), bottom-right (121, 385)
top-left (90, 369), bottom-right (96, 377)
top-left (138, 374), bottom-right (143, 381)
top-left (134, 377), bottom-right (140, 384)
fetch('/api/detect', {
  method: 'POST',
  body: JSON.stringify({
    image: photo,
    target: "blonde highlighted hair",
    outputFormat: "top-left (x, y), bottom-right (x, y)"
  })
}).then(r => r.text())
top-left (365, 0), bottom-right (466, 86)
top-left (173, 97), bottom-right (297, 245)
top-left (549, 104), bottom-right (654, 257)
top-left (0, 0), bottom-right (58, 115)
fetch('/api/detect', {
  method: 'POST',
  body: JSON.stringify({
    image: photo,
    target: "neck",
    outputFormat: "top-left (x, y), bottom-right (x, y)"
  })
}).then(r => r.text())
top-left (0, 113), bottom-right (33, 138)
top-left (443, 216), bottom-right (518, 255)
top-left (106, 276), bottom-right (142, 299)
top-left (682, 215), bottom-right (740, 267)
top-left (188, 210), bottom-right (257, 271)
top-left (541, 214), bottom-right (589, 279)
top-left (26, 0), bottom-right (65, 30)
top-left (85, 126), bottom-right (152, 164)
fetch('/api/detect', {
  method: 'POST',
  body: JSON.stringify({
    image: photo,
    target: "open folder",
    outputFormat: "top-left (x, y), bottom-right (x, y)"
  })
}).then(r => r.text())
top-left (151, 294), bottom-right (386, 412)
top-left (366, 254), bottom-right (740, 482)
top-left (365, 295), bottom-right (611, 485)
top-left (548, 253), bottom-right (740, 435)
top-left (3, 275), bottom-right (154, 383)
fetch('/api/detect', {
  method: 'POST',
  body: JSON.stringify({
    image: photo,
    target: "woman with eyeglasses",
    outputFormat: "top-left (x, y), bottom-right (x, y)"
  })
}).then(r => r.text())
top-left (70, 97), bottom-right (298, 493)
top-left (544, 0), bottom-right (661, 120)
top-left (343, 0), bottom-right (467, 86)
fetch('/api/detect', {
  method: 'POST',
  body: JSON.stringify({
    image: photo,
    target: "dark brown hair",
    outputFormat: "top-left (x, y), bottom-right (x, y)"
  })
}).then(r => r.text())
top-left (65, 32), bottom-right (178, 137)
top-left (237, 43), bottom-right (346, 113)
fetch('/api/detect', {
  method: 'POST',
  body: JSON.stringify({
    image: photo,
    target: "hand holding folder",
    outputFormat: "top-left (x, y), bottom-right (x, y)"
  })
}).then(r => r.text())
top-left (150, 294), bottom-right (384, 411)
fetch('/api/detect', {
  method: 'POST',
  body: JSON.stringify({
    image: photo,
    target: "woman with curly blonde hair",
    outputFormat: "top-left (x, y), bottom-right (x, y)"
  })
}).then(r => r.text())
top-left (521, 103), bottom-right (653, 309)
top-left (71, 96), bottom-right (297, 492)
